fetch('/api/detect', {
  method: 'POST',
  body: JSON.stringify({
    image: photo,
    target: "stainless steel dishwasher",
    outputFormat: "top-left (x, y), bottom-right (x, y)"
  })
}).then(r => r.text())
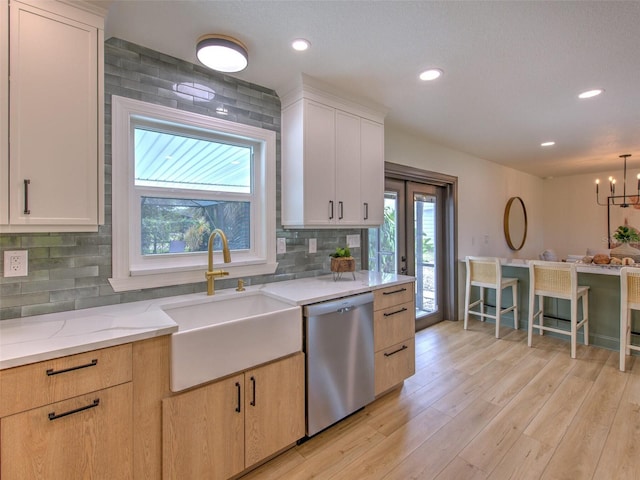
top-left (303, 291), bottom-right (374, 436)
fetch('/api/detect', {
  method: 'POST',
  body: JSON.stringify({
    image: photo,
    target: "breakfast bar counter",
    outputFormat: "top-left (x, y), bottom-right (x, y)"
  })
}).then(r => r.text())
top-left (497, 260), bottom-right (626, 350)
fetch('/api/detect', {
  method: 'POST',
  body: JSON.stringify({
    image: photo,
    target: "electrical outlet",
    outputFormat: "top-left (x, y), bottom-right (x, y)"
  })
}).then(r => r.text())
top-left (4, 250), bottom-right (28, 277)
top-left (277, 238), bottom-right (287, 254)
top-left (346, 234), bottom-right (360, 248)
top-left (309, 238), bottom-right (317, 254)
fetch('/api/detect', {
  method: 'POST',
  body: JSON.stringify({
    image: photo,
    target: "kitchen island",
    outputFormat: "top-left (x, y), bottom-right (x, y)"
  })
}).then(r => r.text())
top-left (465, 259), bottom-right (628, 351)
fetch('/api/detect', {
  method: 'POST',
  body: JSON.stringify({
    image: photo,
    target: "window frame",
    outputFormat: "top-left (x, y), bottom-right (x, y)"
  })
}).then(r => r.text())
top-left (109, 96), bottom-right (277, 292)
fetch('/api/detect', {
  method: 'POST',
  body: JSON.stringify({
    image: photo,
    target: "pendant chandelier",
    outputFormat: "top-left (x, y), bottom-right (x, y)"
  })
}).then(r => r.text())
top-left (595, 154), bottom-right (639, 208)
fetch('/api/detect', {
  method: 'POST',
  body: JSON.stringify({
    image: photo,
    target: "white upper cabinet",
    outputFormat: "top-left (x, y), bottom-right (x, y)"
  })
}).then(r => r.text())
top-left (280, 75), bottom-right (386, 228)
top-left (0, 0), bottom-right (104, 233)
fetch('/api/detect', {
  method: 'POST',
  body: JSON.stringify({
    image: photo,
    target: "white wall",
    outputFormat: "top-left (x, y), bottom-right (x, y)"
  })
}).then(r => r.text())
top-left (543, 166), bottom-right (640, 259)
top-left (385, 126), bottom-right (545, 261)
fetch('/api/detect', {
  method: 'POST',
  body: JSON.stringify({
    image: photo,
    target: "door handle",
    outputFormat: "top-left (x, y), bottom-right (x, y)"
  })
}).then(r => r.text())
top-left (338, 201), bottom-right (344, 220)
top-left (250, 376), bottom-right (256, 406)
top-left (235, 382), bottom-right (241, 412)
top-left (329, 201), bottom-right (334, 220)
top-left (363, 202), bottom-right (369, 220)
top-left (23, 179), bottom-right (31, 215)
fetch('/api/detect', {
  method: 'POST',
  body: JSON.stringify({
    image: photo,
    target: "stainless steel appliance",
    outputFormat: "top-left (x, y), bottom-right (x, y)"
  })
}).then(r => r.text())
top-left (303, 292), bottom-right (375, 436)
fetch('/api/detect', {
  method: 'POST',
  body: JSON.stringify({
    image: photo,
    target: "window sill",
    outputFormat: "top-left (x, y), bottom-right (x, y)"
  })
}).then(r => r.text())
top-left (108, 262), bottom-right (278, 293)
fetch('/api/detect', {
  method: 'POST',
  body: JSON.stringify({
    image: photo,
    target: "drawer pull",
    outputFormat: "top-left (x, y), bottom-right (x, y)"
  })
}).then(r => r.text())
top-left (46, 358), bottom-right (98, 376)
top-left (384, 345), bottom-right (408, 357)
top-left (384, 307), bottom-right (408, 317)
top-left (48, 398), bottom-right (99, 421)
top-left (382, 287), bottom-right (407, 296)
top-left (235, 382), bottom-right (241, 413)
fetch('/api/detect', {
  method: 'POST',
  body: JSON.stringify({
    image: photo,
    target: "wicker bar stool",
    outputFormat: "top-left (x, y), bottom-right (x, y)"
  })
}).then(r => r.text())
top-left (620, 266), bottom-right (640, 371)
top-left (528, 260), bottom-right (589, 358)
top-left (464, 256), bottom-right (518, 338)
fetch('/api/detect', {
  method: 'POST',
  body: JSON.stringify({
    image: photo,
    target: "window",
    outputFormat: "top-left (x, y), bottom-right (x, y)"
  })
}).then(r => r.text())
top-left (109, 96), bottom-right (277, 292)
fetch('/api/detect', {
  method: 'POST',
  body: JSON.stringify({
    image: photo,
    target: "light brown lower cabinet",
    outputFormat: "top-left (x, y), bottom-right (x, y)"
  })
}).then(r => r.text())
top-left (373, 282), bottom-right (416, 396)
top-left (162, 352), bottom-right (305, 480)
top-left (1, 382), bottom-right (133, 479)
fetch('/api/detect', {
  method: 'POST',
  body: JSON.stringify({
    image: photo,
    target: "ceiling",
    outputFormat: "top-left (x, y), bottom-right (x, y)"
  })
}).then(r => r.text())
top-left (102, 0), bottom-right (640, 179)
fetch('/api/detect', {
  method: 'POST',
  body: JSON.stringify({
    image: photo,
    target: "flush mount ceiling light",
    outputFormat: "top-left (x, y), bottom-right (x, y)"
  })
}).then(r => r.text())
top-left (292, 38), bottom-right (310, 51)
top-left (578, 88), bottom-right (604, 99)
top-left (419, 68), bottom-right (443, 81)
top-left (196, 34), bottom-right (248, 73)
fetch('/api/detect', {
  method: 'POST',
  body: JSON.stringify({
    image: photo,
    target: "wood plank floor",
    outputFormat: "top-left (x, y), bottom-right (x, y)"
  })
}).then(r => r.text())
top-left (241, 318), bottom-right (640, 480)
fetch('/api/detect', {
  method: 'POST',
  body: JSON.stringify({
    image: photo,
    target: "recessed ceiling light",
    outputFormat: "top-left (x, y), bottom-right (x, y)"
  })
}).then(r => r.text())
top-left (541, 141), bottom-right (555, 147)
top-left (419, 68), bottom-right (443, 81)
top-left (292, 39), bottom-right (310, 51)
top-left (578, 89), bottom-right (604, 99)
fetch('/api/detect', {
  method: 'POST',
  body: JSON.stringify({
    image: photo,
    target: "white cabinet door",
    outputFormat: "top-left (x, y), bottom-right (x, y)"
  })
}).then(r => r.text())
top-left (335, 110), bottom-right (361, 225)
top-left (0, 0), bottom-right (8, 225)
top-left (302, 100), bottom-right (336, 226)
top-left (8, 2), bottom-right (99, 228)
top-left (360, 118), bottom-right (385, 226)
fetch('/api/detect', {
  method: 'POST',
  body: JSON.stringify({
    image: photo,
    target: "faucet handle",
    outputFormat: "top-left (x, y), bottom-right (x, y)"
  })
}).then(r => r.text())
top-left (236, 279), bottom-right (246, 291)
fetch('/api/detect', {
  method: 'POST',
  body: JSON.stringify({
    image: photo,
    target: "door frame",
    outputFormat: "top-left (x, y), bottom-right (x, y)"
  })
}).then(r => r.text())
top-left (368, 162), bottom-right (458, 324)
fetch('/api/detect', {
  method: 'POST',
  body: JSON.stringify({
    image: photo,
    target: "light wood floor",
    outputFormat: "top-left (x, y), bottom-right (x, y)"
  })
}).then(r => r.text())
top-left (241, 318), bottom-right (640, 480)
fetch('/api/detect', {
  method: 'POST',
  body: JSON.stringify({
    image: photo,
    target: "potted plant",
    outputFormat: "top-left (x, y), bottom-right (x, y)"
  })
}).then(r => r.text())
top-left (611, 224), bottom-right (640, 262)
top-left (329, 246), bottom-right (356, 280)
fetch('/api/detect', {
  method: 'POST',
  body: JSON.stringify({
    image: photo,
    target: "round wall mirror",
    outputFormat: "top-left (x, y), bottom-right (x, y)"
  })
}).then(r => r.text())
top-left (504, 196), bottom-right (528, 251)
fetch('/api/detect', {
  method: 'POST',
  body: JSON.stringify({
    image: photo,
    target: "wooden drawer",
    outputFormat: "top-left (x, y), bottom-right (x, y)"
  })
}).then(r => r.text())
top-left (374, 283), bottom-right (414, 311)
top-left (1, 382), bottom-right (133, 480)
top-left (374, 301), bottom-right (415, 351)
top-left (0, 343), bottom-right (132, 417)
top-left (374, 338), bottom-right (415, 396)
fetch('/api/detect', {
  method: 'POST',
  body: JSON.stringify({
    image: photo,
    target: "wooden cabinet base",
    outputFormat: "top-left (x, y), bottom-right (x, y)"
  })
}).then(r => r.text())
top-left (1, 383), bottom-right (132, 480)
top-left (374, 338), bottom-right (416, 395)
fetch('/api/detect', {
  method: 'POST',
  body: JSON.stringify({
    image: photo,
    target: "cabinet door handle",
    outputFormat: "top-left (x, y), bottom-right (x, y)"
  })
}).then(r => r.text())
top-left (384, 345), bottom-right (408, 357)
top-left (383, 307), bottom-right (408, 317)
top-left (46, 358), bottom-right (98, 376)
top-left (364, 202), bottom-right (369, 220)
top-left (329, 201), bottom-right (334, 220)
top-left (382, 287), bottom-right (407, 296)
top-left (48, 398), bottom-right (100, 421)
top-left (250, 376), bottom-right (256, 406)
top-left (339, 201), bottom-right (344, 220)
top-left (235, 382), bottom-right (241, 413)
top-left (23, 179), bottom-right (31, 215)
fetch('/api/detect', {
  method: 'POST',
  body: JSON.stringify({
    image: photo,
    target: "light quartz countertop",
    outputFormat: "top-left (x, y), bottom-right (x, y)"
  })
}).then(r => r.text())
top-left (498, 258), bottom-right (625, 276)
top-left (0, 271), bottom-right (414, 370)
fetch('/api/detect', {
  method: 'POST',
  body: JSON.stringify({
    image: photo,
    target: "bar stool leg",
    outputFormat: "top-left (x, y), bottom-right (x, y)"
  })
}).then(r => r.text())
top-left (495, 285), bottom-right (502, 338)
top-left (479, 286), bottom-right (485, 321)
top-left (539, 295), bottom-right (545, 336)
top-left (513, 283), bottom-right (519, 330)
top-left (570, 299), bottom-right (578, 359)
top-left (583, 293), bottom-right (589, 346)
top-left (620, 305), bottom-right (628, 371)
top-left (464, 276), bottom-right (471, 330)
top-left (528, 293), bottom-right (535, 347)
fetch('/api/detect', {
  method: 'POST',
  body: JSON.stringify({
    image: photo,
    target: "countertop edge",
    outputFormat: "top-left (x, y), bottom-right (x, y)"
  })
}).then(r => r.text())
top-left (0, 325), bottom-right (177, 370)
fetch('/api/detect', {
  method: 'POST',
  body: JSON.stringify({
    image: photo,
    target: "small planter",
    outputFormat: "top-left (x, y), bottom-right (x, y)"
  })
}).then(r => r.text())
top-left (610, 242), bottom-right (640, 263)
top-left (330, 256), bottom-right (356, 281)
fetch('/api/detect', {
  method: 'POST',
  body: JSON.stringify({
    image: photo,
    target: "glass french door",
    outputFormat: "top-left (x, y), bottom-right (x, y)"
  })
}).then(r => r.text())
top-left (368, 179), bottom-right (445, 330)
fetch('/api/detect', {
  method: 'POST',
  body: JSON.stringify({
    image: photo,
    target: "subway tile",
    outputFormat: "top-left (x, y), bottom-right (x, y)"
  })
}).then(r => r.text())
top-left (23, 301), bottom-right (76, 317)
top-left (0, 38), bottom-right (356, 321)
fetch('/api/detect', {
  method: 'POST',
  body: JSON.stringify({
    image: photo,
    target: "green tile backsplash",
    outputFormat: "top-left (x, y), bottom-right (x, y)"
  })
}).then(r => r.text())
top-left (0, 39), bottom-right (360, 320)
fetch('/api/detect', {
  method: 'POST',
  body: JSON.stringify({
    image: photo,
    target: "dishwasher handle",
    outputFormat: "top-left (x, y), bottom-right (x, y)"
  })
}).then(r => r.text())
top-left (304, 292), bottom-right (374, 317)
